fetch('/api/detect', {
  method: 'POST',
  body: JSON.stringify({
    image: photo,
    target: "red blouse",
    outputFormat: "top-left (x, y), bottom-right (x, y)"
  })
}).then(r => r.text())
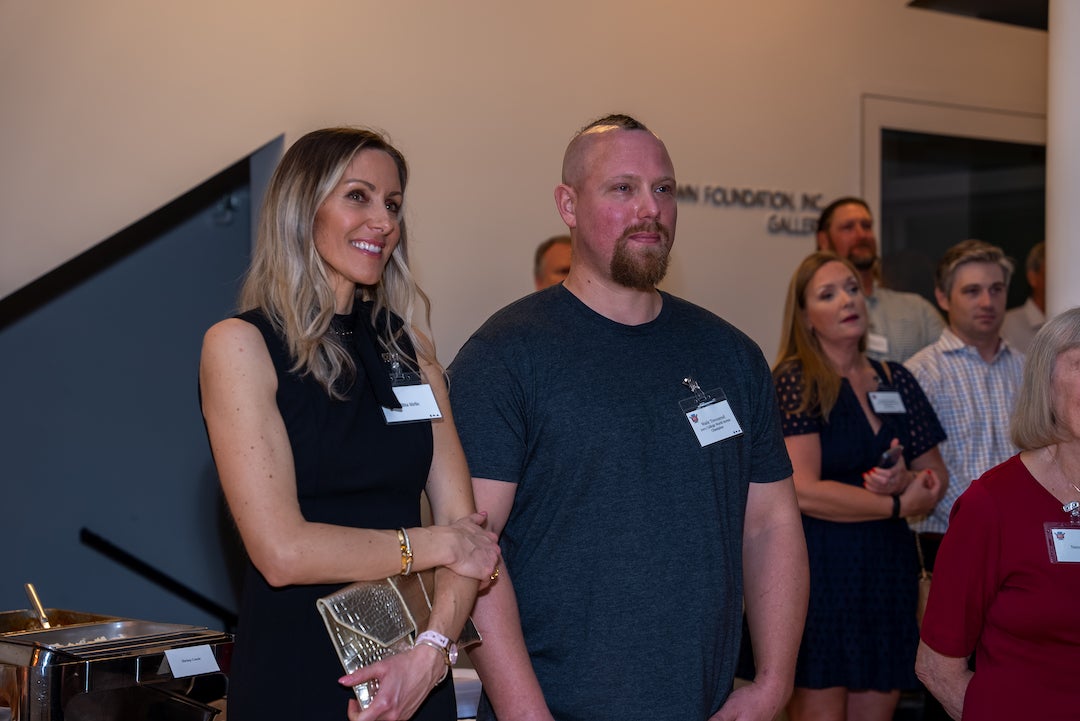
top-left (921, 454), bottom-right (1080, 720)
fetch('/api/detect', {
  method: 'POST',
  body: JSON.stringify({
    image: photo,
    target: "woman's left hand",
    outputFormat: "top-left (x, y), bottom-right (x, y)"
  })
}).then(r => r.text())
top-left (863, 439), bottom-right (913, 496)
top-left (340, 643), bottom-right (447, 720)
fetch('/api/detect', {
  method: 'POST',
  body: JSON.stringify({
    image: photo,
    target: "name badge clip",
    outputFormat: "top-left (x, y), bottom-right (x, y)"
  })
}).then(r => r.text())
top-left (380, 352), bottom-right (443, 424)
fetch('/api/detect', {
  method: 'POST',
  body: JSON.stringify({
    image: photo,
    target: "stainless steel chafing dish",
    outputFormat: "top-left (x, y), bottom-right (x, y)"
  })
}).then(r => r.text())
top-left (0, 608), bottom-right (231, 721)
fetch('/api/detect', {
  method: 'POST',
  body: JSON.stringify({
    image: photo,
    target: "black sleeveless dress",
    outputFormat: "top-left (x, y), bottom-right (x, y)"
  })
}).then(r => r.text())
top-left (223, 304), bottom-right (455, 721)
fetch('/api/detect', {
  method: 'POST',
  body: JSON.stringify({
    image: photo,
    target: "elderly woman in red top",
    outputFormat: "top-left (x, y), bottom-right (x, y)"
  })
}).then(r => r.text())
top-left (916, 306), bottom-right (1080, 720)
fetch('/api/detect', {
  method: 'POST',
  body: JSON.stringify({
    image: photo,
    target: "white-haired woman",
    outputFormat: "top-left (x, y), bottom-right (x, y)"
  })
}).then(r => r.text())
top-left (916, 306), bottom-right (1080, 720)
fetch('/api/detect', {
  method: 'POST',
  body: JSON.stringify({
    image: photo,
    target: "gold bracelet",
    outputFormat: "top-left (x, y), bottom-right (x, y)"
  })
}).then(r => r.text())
top-left (397, 528), bottom-right (413, 576)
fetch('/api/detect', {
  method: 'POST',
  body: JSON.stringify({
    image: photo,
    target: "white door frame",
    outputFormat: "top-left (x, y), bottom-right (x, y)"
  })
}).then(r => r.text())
top-left (861, 93), bottom-right (1046, 220)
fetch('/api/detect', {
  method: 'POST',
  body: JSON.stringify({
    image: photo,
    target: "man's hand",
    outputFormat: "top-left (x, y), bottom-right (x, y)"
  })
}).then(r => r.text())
top-left (709, 679), bottom-right (787, 721)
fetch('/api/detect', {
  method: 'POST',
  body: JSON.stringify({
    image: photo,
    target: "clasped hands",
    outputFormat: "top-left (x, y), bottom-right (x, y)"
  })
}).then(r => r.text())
top-left (443, 511), bottom-right (502, 588)
top-left (862, 439), bottom-right (942, 518)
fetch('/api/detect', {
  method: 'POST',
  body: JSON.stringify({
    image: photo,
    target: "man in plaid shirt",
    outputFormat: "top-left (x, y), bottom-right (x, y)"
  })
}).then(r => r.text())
top-left (904, 239), bottom-right (1024, 721)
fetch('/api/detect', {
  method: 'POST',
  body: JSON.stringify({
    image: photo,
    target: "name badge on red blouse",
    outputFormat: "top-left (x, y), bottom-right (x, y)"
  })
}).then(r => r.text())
top-left (1045, 502), bottom-right (1080, 563)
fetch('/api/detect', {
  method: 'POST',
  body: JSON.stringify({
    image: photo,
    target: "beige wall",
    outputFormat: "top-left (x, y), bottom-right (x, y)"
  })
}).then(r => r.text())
top-left (0, 0), bottom-right (1046, 360)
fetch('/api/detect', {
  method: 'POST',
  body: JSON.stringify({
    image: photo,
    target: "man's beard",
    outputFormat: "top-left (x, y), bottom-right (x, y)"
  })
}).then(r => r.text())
top-left (848, 245), bottom-right (877, 272)
top-left (610, 221), bottom-right (672, 291)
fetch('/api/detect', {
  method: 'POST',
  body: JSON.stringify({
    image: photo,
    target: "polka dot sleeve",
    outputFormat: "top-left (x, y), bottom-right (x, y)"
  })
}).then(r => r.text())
top-left (774, 362), bottom-right (821, 438)
top-left (884, 361), bottom-right (947, 458)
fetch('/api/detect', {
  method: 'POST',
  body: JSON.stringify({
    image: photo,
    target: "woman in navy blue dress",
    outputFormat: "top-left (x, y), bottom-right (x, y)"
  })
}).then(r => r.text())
top-left (200, 128), bottom-right (501, 721)
top-left (775, 252), bottom-right (948, 721)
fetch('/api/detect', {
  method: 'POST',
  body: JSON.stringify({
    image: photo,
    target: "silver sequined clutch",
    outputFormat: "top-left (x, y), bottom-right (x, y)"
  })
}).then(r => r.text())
top-left (316, 572), bottom-right (480, 708)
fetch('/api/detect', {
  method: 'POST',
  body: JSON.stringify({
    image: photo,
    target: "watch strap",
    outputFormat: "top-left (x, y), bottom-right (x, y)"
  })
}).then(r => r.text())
top-left (416, 630), bottom-right (451, 649)
top-left (415, 630), bottom-right (458, 667)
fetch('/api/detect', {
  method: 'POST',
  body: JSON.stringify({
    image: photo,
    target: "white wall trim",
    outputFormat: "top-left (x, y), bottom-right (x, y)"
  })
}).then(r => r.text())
top-left (861, 93), bottom-right (1047, 221)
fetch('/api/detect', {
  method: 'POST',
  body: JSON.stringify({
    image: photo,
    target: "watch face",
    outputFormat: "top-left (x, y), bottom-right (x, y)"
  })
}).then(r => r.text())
top-left (448, 643), bottom-right (458, 665)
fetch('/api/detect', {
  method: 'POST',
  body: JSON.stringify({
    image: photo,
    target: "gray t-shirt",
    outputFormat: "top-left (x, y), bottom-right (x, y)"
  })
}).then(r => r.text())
top-left (449, 286), bottom-right (792, 720)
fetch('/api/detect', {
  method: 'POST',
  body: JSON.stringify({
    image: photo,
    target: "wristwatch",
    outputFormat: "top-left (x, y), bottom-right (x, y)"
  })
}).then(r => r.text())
top-left (415, 629), bottom-right (458, 666)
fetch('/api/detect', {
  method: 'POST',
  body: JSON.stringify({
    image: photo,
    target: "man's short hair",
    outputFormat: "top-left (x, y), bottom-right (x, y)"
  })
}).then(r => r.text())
top-left (934, 239), bottom-right (1014, 297)
top-left (562, 113), bottom-right (652, 185)
top-left (1026, 241), bottom-right (1046, 273)
top-left (534, 235), bottom-right (571, 280)
top-left (816, 197), bottom-right (871, 234)
top-left (576, 113), bottom-right (650, 135)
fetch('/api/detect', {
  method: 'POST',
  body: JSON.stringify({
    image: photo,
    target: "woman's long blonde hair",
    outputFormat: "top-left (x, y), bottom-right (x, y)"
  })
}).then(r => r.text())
top-left (239, 127), bottom-right (433, 398)
top-left (774, 251), bottom-right (866, 420)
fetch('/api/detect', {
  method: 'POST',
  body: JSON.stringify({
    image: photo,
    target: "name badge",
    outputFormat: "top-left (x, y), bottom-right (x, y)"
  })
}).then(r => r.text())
top-left (680, 376), bottom-right (743, 448)
top-left (869, 390), bottom-right (906, 414)
top-left (686, 400), bottom-right (743, 447)
top-left (382, 384), bottom-right (443, 424)
top-left (1046, 523), bottom-right (1080, 563)
top-left (867, 333), bottom-right (889, 356)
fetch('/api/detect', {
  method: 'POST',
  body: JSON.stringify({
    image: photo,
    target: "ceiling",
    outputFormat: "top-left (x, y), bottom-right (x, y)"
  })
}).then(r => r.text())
top-left (909, 0), bottom-right (1048, 30)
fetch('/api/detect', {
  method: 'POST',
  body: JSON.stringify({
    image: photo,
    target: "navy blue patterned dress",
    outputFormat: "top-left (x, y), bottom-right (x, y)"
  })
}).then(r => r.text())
top-left (778, 359), bottom-right (945, 691)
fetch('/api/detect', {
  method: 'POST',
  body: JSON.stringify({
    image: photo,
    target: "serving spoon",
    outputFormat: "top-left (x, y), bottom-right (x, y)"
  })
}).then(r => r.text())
top-left (23, 583), bottom-right (51, 629)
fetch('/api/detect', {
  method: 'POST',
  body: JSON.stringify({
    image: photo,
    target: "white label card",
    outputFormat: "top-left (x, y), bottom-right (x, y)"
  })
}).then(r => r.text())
top-left (867, 333), bottom-right (889, 356)
top-left (869, 390), bottom-right (907, 414)
top-left (1047, 525), bottom-right (1080, 563)
top-left (685, 399), bottom-right (743, 447)
top-left (163, 645), bottom-right (220, 678)
top-left (382, 384), bottom-right (443, 424)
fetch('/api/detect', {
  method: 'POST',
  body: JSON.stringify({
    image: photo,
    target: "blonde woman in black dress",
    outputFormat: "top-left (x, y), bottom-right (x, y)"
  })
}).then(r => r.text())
top-left (200, 127), bottom-right (500, 721)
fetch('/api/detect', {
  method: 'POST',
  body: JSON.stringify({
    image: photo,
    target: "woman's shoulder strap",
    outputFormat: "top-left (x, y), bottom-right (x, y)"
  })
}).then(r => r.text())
top-left (870, 357), bottom-right (893, 385)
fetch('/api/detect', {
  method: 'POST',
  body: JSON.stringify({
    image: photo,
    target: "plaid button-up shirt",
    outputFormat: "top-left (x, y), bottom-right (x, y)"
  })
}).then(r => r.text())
top-left (905, 328), bottom-right (1025, 533)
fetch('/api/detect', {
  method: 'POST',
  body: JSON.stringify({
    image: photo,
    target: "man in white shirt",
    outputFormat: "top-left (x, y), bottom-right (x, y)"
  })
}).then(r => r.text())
top-left (1000, 241), bottom-right (1045, 353)
top-left (816, 197), bottom-right (943, 362)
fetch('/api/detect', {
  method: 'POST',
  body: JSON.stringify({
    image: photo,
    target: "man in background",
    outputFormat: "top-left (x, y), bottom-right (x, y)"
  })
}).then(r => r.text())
top-left (903, 239), bottom-right (1023, 721)
top-left (533, 234), bottom-right (572, 290)
top-left (905, 238), bottom-right (1023, 550)
top-left (1001, 241), bottom-right (1045, 353)
top-left (816, 197), bottom-right (943, 362)
top-left (450, 114), bottom-right (808, 721)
